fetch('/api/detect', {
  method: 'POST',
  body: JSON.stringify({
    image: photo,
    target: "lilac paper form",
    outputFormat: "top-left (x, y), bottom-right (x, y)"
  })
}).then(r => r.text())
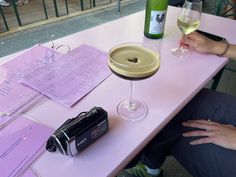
top-left (21, 169), bottom-right (37, 177)
top-left (0, 75), bottom-right (40, 114)
top-left (0, 116), bottom-right (53, 177)
top-left (0, 45), bottom-right (63, 82)
top-left (21, 44), bottom-right (111, 107)
top-left (0, 46), bottom-right (63, 127)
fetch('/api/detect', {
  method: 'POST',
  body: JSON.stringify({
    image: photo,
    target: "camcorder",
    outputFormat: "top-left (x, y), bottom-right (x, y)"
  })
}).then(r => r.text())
top-left (46, 107), bottom-right (108, 156)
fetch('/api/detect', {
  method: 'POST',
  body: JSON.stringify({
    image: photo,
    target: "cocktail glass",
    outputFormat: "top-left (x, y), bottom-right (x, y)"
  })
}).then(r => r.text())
top-left (108, 43), bottom-right (160, 121)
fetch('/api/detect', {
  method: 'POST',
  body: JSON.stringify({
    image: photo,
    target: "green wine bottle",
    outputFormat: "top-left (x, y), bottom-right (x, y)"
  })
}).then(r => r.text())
top-left (144, 0), bottom-right (168, 39)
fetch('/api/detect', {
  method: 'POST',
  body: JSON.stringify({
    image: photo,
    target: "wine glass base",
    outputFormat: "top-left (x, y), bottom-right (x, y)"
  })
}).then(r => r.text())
top-left (117, 99), bottom-right (148, 121)
top-left (171, 47), bottom-right (190, 57)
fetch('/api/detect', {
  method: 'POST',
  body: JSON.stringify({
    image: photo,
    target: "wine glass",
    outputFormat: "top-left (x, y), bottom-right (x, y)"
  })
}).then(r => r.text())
top-left (38, 40), bottom-right (71, 63)
top-left (108, 43), bottom-right (160, 121)
top-left (171, 0), bottom-right (202, 57)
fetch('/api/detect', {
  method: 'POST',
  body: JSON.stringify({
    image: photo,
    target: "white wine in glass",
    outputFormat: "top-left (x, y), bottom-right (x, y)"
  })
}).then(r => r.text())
top-left (171, 0), bottom-right (202, 57)
top-left (108, 43), bottom-right (160, 121)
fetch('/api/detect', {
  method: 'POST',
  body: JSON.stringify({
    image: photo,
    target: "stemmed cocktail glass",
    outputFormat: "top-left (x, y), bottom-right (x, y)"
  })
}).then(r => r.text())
top-left (171, 0), bottom-right (202, 57)
top-left (108, 43), bottom-right (160, 121)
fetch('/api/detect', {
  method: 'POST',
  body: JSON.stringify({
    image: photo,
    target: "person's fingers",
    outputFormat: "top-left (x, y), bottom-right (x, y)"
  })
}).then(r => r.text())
top-left (182, 37), bottom-right (200, 48)
top-left (182, 120), bottom-right (217, 131)
top-left (182, 130), bottom-right (215, 137)
top-left (184, 119), bottom-right (218, 125)
top-left (189, 136), bottom-right (214, 145)
top-left (181, 38), bottom-right (192, 45)
top-left (181, 41), bottom-right (189, 49)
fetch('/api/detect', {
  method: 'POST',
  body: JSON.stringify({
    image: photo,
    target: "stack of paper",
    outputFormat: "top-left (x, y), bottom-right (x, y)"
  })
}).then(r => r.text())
top-left (21, 44), bottom-right (111, 107)
top-left (0, 44), bottom-right (111, 127)
top-left (0, 116), bottom-right (53, 177)
top-left (0, 46), bottom-right (63, 127)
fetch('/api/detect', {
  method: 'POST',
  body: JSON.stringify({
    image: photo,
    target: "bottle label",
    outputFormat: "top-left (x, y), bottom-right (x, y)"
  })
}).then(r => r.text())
top-left (149, 10), bottom-right (166, 34)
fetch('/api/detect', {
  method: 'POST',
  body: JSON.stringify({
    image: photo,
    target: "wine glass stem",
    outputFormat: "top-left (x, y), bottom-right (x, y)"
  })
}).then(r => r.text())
top-left (129, 81), bottom-right (136, 110)
top-left (179, 33), bottom-right (185, 50)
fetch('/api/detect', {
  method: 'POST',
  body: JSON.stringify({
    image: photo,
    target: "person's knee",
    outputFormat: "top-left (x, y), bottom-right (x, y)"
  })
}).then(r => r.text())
top-left (172, 137), bottom-right (236, 177)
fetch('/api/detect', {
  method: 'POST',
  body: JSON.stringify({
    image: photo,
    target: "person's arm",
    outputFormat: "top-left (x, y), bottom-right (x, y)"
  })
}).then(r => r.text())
top-left (212, 42), bottom-right (236, 60)
top-left (182, 119), bottom-right (236, 150)
top-left (182, 32), bottom-right (236, 61)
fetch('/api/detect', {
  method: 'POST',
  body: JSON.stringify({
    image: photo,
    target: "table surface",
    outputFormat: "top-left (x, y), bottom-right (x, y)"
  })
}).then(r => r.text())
top-left (1, 6), bottom-right (236, 177)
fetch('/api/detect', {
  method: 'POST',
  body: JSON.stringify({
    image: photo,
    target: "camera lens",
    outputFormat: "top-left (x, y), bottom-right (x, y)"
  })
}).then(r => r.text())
top-left (53, 130), bottom-right (70, 155)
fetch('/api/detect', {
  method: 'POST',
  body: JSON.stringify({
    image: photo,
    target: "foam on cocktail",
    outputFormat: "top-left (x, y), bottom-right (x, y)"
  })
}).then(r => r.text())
top-left (108, 44), bottom-right (160, 80)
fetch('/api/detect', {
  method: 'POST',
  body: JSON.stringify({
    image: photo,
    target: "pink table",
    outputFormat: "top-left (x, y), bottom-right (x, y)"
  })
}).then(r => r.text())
top-left (1, 6), bottom-right (236, 177)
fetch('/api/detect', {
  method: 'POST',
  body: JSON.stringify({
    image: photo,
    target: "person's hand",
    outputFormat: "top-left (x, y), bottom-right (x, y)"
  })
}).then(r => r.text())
top-left (182, 119), bottom-right (236, 150)
top-left (181, 32), bottom-right (225, 55)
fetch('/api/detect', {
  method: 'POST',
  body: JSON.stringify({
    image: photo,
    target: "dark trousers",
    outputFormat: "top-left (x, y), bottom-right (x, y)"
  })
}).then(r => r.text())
top-left (141, 88), bottom-right (236, 177)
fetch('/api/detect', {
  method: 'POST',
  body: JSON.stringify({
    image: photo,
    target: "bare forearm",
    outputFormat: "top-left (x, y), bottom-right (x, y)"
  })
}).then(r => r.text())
top-left (211, 41), bottom-right (236, 61)
top-left (183, 33), bottom-right (236, 61)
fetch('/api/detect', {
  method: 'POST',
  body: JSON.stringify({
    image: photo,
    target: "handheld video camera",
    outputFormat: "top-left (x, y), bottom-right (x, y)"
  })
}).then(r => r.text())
top-left (46, 107), bottom-right (108, 156)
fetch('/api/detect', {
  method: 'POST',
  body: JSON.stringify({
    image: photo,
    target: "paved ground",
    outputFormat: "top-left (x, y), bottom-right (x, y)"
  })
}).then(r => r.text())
top-left (0, 0), bottom-right (145, 58)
